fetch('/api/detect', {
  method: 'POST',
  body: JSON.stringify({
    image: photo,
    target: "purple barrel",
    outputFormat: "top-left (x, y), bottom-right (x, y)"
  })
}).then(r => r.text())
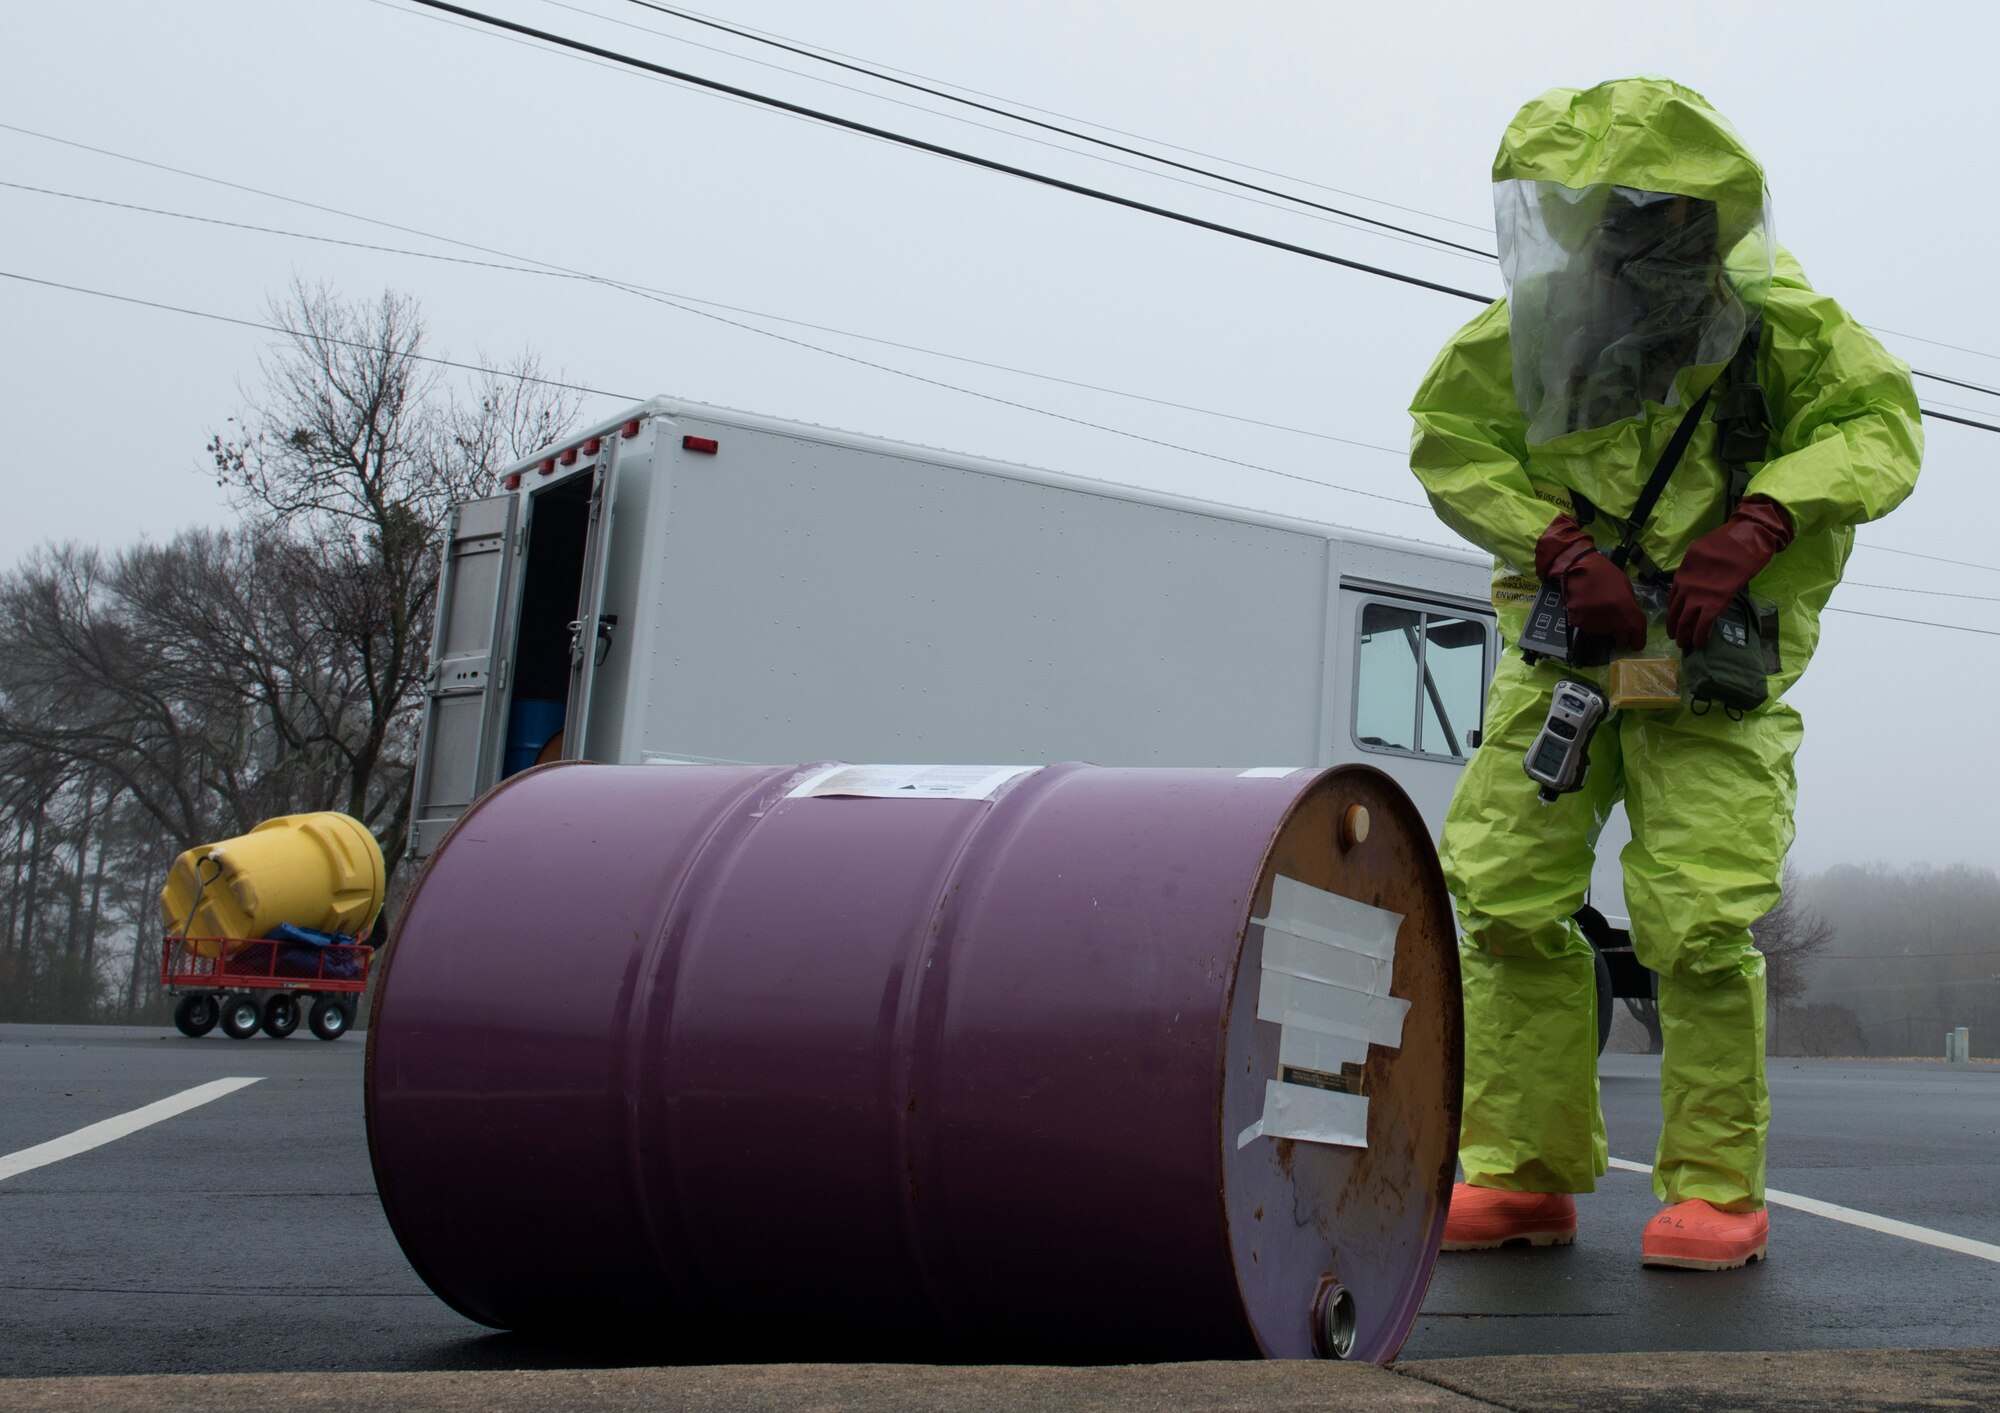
top-left (366, 761), bottom-right (1460, 1362)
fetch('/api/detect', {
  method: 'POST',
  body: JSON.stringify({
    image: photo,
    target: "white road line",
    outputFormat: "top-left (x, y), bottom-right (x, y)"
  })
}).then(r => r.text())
top-left (1608, 1155), bottom-right (2000, 1265)
top-left (0, 1077), bottom-right (263, 1182)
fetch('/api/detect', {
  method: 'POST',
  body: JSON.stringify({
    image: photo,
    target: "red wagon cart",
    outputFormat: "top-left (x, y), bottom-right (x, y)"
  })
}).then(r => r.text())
top-left (162, 934), bottom-right (373, 1041)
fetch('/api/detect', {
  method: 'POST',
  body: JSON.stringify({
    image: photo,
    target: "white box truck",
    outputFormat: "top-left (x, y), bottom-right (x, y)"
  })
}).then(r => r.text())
top-left (410, 397), bottom-right (1642, 1026)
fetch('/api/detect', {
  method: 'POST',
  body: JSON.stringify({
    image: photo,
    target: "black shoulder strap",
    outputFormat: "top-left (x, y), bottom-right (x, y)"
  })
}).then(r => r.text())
top-left (1605, 381), bottom-right (1714, 570)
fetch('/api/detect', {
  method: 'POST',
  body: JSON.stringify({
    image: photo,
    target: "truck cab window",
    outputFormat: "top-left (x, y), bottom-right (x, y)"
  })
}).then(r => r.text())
top-left (1353, 600), bottom-right (1489, 761)
top-left (1355, 603), bottom-right (1422, 751)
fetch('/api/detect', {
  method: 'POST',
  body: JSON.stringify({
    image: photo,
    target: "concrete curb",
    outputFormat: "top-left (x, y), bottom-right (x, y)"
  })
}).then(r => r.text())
top-left (1399, 1346), bottom-right (2000, 1411)
top-left (4, 1351), bottom-right (1998, 1412)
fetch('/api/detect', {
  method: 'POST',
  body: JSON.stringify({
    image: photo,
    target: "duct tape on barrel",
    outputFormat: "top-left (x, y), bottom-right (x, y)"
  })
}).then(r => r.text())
top-left (1237, 875), bottom-right (1406, 1152)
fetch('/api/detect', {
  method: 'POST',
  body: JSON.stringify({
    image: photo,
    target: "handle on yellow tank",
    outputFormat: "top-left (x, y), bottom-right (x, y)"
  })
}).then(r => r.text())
top-left (177, 855), bottom-right (226, 943)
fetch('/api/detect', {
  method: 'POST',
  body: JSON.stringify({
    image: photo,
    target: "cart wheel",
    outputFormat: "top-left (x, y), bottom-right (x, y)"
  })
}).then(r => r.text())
top-left (219, 995), bottom-right (263, 1039)
top-left (262, 993), bottom-right (301, 1039)
top-left (173, 994), bottom-right (219, 1038)
top-left (309, 997), bottom-right (352, 1042)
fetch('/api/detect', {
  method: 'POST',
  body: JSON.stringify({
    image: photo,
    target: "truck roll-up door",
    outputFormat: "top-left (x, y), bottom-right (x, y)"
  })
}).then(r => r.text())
top-left (410, 495), bottom-right (519, 858)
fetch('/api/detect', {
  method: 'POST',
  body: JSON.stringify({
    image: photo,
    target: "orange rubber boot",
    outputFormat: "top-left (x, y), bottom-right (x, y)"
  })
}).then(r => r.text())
top-left (1640, 1200), bottom-right (1769, 1270)
top-left (1440, 1182), bottom-right (1578, 1251)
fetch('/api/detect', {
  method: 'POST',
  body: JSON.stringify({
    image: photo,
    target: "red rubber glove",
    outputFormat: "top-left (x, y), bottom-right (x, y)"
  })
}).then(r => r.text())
top-left (1665, 496), bottom-right (1794, 651)
top-left (1535, 515), bottom-right (1647, 651)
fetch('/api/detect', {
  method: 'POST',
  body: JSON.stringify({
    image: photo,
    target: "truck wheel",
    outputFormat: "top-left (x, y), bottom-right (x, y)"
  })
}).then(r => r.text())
top-left (309, 997), bottom-right (352, 1041)
top-left (262, 993), bottom-right (301, 1039)
top-left (219, 995), bottom-right (263, 1039)
top-left (173, 994), bottom-right (219, 1038)
top-left (1572, 905), bottom-right (1619, 1057)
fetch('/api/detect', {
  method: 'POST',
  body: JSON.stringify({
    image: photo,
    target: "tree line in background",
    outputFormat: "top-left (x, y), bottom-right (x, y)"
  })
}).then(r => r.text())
top-left (0, 283), bottom-right (577, 1023)
top-left (1796, 864), bottom-right (2000, 1059)
top-left (1609, 861), bottom-right (1999, 1060)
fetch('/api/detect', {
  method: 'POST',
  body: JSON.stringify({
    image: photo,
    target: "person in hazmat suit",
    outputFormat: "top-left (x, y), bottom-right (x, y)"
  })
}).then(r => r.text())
top-left (1409, 77), bottom-right (1921, 1269)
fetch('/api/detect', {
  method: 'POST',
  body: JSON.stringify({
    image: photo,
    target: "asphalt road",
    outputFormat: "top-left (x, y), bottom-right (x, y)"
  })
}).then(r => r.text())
top-left (1408, 1053), bottom-right (2000, 1358)
top-left (3, 1025), bottom-right (1997, 1381)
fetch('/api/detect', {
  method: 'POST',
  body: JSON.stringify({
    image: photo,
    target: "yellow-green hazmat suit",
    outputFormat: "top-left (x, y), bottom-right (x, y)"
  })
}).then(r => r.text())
top-left (1410, 78), bottom-right (1921, 1209)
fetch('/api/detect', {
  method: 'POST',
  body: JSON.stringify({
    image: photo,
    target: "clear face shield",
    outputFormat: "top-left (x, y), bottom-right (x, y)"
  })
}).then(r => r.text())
top-left (1495, 181), bottom-right (1774, 444)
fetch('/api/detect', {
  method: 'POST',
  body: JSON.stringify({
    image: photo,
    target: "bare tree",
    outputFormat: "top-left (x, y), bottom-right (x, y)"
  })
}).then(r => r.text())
top-left (1754, 866), bottom-right (1838, 1005)
top-left (1792, 863), bottom-right (2000, 1057)
top-left (1755, 865), bottom-right (1837, 1054)
top-left (208, 281), bottom-right (580, 866)
top-left (0, 282), bottom-right (578, 1020)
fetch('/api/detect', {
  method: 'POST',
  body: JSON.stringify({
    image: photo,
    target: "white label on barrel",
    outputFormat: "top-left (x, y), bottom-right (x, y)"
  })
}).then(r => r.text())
top-left (1239, 1079), bottom-right (1370, 1150)
top-left (1237, 876), bottom-right (1406, 1151)
top-left (785, 764), bottom-right (1038, 801)
top-left (1238, 766), bottom-right (1305, 778)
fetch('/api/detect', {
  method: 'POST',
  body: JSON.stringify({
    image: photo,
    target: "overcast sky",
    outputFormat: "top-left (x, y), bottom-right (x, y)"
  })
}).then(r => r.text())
top-left (5, 0), bottom-right (1995, 876)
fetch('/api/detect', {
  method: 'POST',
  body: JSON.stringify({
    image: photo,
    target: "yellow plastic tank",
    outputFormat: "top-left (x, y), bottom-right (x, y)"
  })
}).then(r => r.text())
top-left (159, 813), bottom-right (386, 958)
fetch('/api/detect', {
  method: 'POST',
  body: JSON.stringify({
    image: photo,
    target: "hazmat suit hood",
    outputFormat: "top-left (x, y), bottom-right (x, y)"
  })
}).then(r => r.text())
top-left (1492, 78), bottom-right (1775, 445)
top-left (1410, 76), bottom-right (1919, 699)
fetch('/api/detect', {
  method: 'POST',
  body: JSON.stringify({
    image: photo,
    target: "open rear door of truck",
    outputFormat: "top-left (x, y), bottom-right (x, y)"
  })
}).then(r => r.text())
top-left (410, 494), bottom-right (519, 858)
top-left (558, 452), bottom-right (618, 760)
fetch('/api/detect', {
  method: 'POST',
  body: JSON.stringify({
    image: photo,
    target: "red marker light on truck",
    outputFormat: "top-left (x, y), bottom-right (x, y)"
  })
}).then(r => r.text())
top-left (537, 459), bottom-right (555, 476)
top-left (622, 419), bottom-right (642, 439)
top-left (583, 437), bottom-right (601, 455)
top-left (502, 473), bottom-right (522, 490)
top-left (560, 448), bottom-right (578, 466)
top-left (683, 436), bottom-right (719, 455)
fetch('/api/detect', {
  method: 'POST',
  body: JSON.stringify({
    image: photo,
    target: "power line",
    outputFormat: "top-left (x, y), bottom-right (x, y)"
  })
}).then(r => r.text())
top-left (1920, 396), bottom-right (2000, 420)
top-left (7, 132), bottom-right (1996, 581)
top-left (595, 0), bottom-right (1497, 259)
top-left (0, 183), bottom-right (1425, 503)
top-left (12, 125), bottom-right (1999, 470)
top-left (1852, 541), bottom-right (2000, 575)
top-left (1841, 580), bottom-right (2000, 603)
top-left (1821, 604), bottom-right (2000, 638)
top-left (616, 0), bottom-right (2000, 389)
top-left (394, 0), bottom-right (2000, 438)
top-left (396, 0), bottom-right (1495, 304)
top-left (0, 176), bottom-right (1409, 459)
top-left (606, 0), bottom-right (1499, 236)
top-left (0, 120), bottom-right (575, 281)
top-left (1873, 325), bottom-right (2000, 366)
top-left (454, 0), bottom-right (1499, 267)
top-left (1922, 407), bottom-right (2000, 433)
top-left (625, 0), bottom-right (2000, 387)
top-left (29, 171), bottom-right (2000, 568)
top-left (12, 112), bottom-right (1997, 447)
top-left (434, 0), bottom-right (2000, 382)
top-left (0, 269), bottom-right (634, 399)
top-left (0, 268), bottom-right (1442, 521)
top-left (1911, 368), bottom-right (2000, 399)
